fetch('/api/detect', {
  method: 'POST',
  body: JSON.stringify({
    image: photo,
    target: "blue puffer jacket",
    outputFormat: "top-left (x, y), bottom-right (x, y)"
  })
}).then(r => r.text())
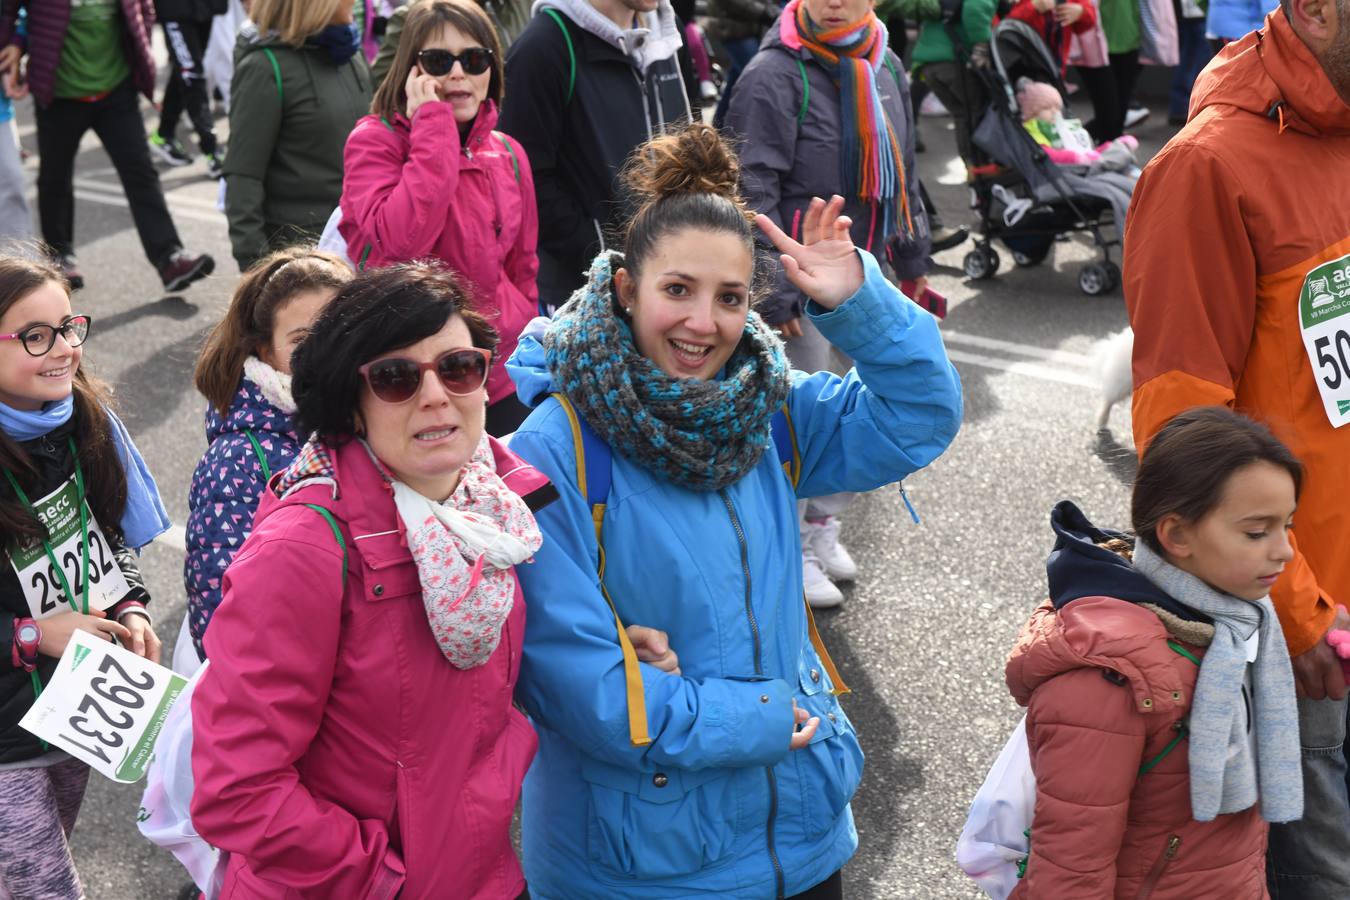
top-left (506, 251), bottom-right (963, 899)
top-left (1204, 0), bottom-right (1266, 41)
top-left (184, 373), bottom-right (300, 659)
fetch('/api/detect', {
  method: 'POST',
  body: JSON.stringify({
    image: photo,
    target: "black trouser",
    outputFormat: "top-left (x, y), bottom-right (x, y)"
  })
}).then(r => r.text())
top-left (160, 18), bottom-right (218, 155)
top-left (1076, 49), bottom-right (1141, 143)
top-left (35, 79), bottom-right (182, 267)
top-left (789, 870), bottom-right (844, 899)
top-left (485, 392), bottom-right (532, 437)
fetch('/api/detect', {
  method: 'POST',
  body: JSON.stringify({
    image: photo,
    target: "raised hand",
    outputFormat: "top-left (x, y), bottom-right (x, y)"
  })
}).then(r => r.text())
top-left (405, 65), bottom-right (442, 120)
top-left (755, 196), bottom-right (865, 311)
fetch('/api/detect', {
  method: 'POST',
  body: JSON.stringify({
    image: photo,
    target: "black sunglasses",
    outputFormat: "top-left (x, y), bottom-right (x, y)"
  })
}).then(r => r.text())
top-left (0, 315), bottom-right (92, 357)
top-left (416, 47), bottom-right (494, 77)
top-left (358, 348), bottom-right (492, 404)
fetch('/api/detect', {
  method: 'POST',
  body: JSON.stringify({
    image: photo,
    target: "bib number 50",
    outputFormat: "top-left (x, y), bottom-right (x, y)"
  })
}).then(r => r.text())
top-left (1315, 331), bottom-right (1350, 390)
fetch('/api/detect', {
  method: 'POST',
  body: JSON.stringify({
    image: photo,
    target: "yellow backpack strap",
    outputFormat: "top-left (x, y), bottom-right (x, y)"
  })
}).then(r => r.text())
top-left (773, 403), bottom-right (850, 697)
top-left (552, 393), bottom-right (652, 746)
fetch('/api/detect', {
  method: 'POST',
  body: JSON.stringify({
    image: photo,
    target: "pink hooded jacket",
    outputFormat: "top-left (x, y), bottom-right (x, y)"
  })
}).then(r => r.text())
top-left (339, 101), bottom-right (540, 406)
top-left (190, 435), bottom-right (548, 899)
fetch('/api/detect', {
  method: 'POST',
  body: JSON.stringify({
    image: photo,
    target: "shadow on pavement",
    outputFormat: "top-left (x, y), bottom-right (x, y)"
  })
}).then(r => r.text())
top-left (96, 296), bottom-right (200, 335)
top-left (1093, 428), bottom-right (1138, 486)
top-left (813, 603), bottom-right (924, 891)
top-left (114, 325), bottom-right (211, 432)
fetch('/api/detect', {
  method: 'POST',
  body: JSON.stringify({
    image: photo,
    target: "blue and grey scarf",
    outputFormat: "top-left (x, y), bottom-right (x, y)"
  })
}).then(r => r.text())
top-left (544, 252), bottom-right (791, 492)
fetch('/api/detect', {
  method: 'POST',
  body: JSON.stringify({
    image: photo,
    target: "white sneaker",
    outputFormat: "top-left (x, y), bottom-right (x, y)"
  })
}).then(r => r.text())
top-left (920, 93), bottom-right (950, 117)
top-left (803, 554), bottom-right (844, 608)
top-left (1124, 106), bottom-right (1151, 129)
top-left (804, 517), bottom-right (858, 582)
top-left (699, 80), bottom-right (718, 101)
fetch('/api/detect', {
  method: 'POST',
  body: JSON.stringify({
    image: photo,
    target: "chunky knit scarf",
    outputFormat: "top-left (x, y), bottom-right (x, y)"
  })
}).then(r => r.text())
top-left (789, 0), bottom-right (913, 240)
top-left (1134, 541), bottom-right (1302, 823)
top-left (544, 252), bottom-right (791, 492)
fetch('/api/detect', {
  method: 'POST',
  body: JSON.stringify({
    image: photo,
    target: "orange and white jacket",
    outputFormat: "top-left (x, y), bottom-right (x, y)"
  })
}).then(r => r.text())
top-left (1125, 11), bottom-right (1350, 656)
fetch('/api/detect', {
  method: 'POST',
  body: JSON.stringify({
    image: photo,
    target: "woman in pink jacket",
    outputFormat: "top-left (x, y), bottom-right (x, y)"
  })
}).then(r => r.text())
top-left (338, 0), bottom-right (539, 435)
top-left (189, 262), bottom-right (679, 899)
top-left (189, 263), bottom-right (547, 899)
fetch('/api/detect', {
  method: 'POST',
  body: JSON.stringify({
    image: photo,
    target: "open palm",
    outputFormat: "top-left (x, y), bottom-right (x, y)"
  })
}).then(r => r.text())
top-left (756, 195), bottom-right (865, 310)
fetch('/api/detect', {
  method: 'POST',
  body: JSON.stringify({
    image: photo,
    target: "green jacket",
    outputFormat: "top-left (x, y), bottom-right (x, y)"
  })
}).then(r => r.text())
top-left (223, 25), bottom-right (372, 270)
top-left (910, 0), bottom-right (998, 65)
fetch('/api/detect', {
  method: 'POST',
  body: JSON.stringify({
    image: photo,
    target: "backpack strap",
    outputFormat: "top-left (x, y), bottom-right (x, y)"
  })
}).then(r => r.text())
top-left (262, 47), bottom-right (283, 103)
top-left (1136, 640), bottom-right (1198, 776)
top-left (553, 392), bottom-right (651, 747)
top-left (794, 58), bottom-right (810, 126)
top-left (771, 405), bottom-right (850, 696)
top-left (301, 503), bottom-right (349, 577)
top-left (542, 8), bottom-right (577, 105)
top-left (244, 429), bottom-right (272, 482)
top-left (495, 132), bottom-right (521, 182)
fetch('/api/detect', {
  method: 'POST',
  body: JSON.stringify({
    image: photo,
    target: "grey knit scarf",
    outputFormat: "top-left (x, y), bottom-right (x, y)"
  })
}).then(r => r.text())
top-left (1133, 541), bottom-right (1302, 823)
top-left (544, 252), bottom-right (792, 492)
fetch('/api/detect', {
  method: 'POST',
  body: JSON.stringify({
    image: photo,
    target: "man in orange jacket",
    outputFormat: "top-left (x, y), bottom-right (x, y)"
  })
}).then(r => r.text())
top-left (1125, 0), bottom-right (1350, 892)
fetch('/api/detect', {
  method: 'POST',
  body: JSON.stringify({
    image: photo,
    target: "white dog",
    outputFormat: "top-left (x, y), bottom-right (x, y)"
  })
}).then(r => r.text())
top-left (1093, 327), bottom-right (1134, 429)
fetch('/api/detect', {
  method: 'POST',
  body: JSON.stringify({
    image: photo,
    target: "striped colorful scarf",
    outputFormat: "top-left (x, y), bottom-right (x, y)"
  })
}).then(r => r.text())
top-left (790, 0), bottom-right (913, 239)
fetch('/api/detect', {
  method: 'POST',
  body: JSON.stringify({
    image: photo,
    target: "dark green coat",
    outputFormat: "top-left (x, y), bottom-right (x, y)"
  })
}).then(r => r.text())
top-left (223, 25), bottom-right (372, 270)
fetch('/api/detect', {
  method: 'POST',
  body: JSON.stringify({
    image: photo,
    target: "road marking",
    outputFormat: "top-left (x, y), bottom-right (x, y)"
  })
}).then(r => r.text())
top-left (941, 329), bottom-right (1094, 369)
top-left (153, 523), bottom-right (187, 553)
top-left (74, 176), bottom-right (222, 213)
top-left (69, 181), bottom-right (223, 225)
top-left (945, 348), bottom-right (1097, 388)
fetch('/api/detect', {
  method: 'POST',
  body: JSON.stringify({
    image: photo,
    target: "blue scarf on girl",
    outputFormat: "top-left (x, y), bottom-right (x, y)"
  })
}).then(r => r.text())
top-left (0, 397), bottom-right (170, 550)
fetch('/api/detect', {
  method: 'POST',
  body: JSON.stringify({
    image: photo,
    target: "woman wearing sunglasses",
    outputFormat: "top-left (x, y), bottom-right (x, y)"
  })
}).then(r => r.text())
top-left (339, 0), bottom-right (540, 436)
top-left (189, 260), bottom-right (679, 899)
top-left (0, 255), bottom-right (168, 899)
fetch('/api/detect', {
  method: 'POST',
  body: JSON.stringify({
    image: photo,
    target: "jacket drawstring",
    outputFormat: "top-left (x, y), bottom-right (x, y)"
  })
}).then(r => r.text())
top-left (1267, 100), bottom-right (1289, 135)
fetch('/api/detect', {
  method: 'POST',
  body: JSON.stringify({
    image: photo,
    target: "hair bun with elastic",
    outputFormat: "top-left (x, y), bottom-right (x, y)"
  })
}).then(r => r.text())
top-left (623, 122), bottom-right (743, 205)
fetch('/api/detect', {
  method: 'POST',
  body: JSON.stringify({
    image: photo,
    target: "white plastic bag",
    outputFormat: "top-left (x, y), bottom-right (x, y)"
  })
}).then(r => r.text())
top-left (317, 207), bottom-right (355, 269)
top-left (137, 659), bottom-right (225, 899)
top-left (955, 716), bottom-right (1036, 899)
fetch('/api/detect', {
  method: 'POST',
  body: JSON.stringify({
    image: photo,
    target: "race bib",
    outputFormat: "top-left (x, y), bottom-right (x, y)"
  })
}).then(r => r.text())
top-left (20, 630), bottom-right (187, 783)
top-left (6, 475), bottom-right (131, 619)
top-left (1058, 118), bottom-right (1096, 156)
top-left (1299, 254), bottom-right (1350, 428)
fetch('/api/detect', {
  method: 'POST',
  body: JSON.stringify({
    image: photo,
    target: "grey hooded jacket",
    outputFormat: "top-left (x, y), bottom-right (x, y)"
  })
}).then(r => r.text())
top-left (724, 14), bottom-right (931, 324)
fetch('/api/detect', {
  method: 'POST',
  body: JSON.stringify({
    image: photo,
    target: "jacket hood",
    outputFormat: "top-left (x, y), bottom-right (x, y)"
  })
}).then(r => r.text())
top-left (1047, 500), bottom-right (1209, 624)
top-left (507, 316), bottom-right (557, 408)
top-left (1005, 597), bottom-right (1189, 713)
top-left (532, 0), bottom-right (684, 70)
top-left (1189, 11), bottom-right (1350, 137)
top-left (205, 373), bottom-right (298, 447)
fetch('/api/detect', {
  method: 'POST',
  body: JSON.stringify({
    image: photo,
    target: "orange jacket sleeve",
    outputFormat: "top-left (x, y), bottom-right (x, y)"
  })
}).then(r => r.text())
top-left (1125, 140), bottom-right (1334, 655)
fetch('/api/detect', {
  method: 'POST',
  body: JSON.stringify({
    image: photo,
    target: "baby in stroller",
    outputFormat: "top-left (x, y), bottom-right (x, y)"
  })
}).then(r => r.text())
top-left (1015, 77), bottom-right (1140, 234)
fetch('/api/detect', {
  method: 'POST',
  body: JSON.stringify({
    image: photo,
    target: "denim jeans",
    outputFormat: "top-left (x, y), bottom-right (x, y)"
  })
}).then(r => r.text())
top-left (1267, 695), bottom-right (1350, 898)
top-left (1168, 16), bottom-right (1214, 120)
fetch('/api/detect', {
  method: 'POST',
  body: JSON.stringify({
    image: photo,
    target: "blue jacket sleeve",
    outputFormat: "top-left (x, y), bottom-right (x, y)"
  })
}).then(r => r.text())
top-left (510, 412), bottom-right (797, 772)
top-left (789, 250), bottom-right (963, 499)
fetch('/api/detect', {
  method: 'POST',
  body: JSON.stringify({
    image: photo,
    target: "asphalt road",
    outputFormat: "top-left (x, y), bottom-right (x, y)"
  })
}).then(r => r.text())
top-left (10, 46), bottom-right (1180, 900)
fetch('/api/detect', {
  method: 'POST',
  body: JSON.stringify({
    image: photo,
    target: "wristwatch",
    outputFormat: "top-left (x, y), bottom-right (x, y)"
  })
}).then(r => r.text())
top-left (13, 618), bottom-right (40, 671)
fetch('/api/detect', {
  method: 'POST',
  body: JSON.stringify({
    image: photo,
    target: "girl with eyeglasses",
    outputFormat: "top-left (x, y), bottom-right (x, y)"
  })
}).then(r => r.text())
top-left (0, 254), bottom-right (169, 899)
top-left (183, 248), bottom-right (351, 666)
top-left (338, 0), bottom-right (540, 436)
top-left (189, 260), bottom-right (680, 898)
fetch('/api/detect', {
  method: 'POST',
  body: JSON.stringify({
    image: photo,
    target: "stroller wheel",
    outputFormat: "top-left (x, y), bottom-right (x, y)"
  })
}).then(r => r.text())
top-left (963, 246), bottom-right (1001, 280)
top-left (1012, 247), bottom-right (1050, 268)
top-left (1079, 262), bottom-right (1117, 296)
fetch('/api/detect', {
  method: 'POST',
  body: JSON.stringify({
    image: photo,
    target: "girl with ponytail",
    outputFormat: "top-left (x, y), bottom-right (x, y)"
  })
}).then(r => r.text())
top-left (184, 248), bottom-right (350, 661)
top-left (504, 123), bottom-right (963, 899)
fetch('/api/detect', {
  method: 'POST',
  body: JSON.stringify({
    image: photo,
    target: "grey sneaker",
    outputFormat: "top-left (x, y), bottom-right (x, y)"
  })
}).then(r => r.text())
top-left (149, 134), bottom-right (193, 166)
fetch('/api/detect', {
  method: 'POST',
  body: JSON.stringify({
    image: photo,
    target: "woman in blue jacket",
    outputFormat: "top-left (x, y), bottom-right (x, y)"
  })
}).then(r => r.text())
top-left (506, 124), bottom-right (963, 899)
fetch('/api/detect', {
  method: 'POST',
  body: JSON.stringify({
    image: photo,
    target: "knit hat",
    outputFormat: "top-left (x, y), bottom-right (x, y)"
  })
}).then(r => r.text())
top-left (1016, 79), bottom-right (1062, 121)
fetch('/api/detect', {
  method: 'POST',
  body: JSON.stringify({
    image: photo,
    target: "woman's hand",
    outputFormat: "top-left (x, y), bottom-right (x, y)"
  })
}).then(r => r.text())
top-left (36, 609), bottom-right (130, 658)
top-left (1055, 2), bottom-right (1085, 25)
top-left (405, 64), bottom-right (442, 120)
top-left (789, 699), bottom-right (821, 750)
top-left (119, 612), bottom-right (162, 664)
top-left (627, 624), bottom-right (681, 675)
top-left (0, 45), bottom-right (27, 100)
top-left (755, 196), bottom-right (865, 311)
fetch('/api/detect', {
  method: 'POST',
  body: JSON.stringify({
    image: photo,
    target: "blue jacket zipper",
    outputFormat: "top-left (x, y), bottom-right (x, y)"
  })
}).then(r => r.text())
top-left (719, 488), bottom-right (786, 900)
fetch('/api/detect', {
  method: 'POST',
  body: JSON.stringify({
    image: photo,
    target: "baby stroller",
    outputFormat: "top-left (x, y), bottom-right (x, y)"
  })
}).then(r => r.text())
top-left (962, 19), bottom-right (1124, 296)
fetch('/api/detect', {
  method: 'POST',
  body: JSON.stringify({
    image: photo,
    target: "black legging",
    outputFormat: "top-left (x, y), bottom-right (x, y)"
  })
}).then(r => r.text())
top-left (1076, 49), bottom-right (1141, 143)
top-left (789, 870), bottom-right (844, 899)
